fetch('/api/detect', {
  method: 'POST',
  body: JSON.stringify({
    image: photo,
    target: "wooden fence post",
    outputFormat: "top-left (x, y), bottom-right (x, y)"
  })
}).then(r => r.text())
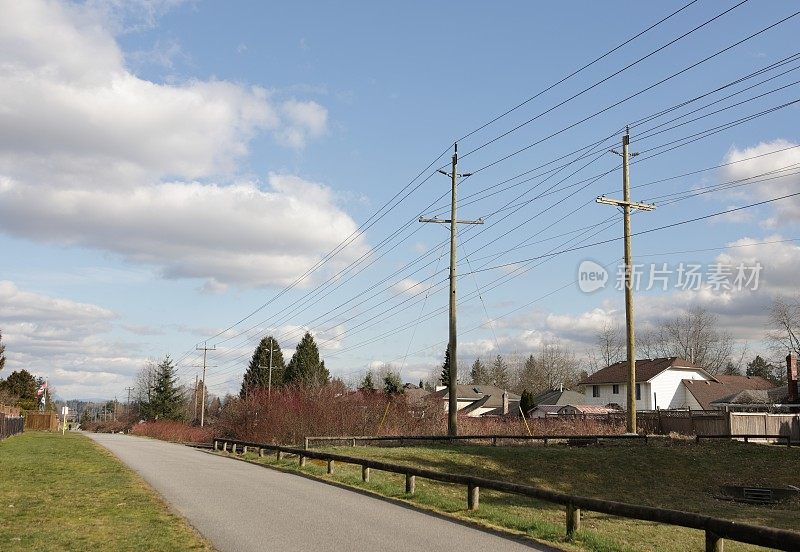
top-left (362, 466), bottom-right (370, 482)
top-left (242, 446), bottom-right (248, 454)
top-left (566, 503), bottom-right (581, 540)
top-left (304, 437), bottom-right (310, 450)
top-left (258, 448), bottom-right (263, 457)
top-left (213, 440), bottom-right (218, 451)
top-left (705, 531), bottom-right (723, 552)
top-left (231, 443), bottom-right (237, 454)
top-left (406, 474), bottom-right (416, 494)
top-left (327, 460), bottom-right (335, 474)
top-left (351, 438), bottom-right (356, 447)
top-left (299, 455), bottom-right (306, 467)
top-left (467, 483), bottom-right (479, 511)
top-left (276, 450), bottom-right (283, 461)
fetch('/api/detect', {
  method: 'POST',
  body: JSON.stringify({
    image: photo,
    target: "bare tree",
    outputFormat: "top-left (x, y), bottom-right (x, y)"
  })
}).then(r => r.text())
top-left (767, 294), bottom-right (800, 358)
top-left (638, 306), bottom-right (733, 375)
top-left (587, 321), bottom-right (625, 372)
top-left (536, 339), bottom-right (580, 392)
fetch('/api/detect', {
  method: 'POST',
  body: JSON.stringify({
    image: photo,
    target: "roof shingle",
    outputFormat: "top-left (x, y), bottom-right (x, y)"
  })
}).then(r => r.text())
top-left (580, 357), bottom-right (704, 385)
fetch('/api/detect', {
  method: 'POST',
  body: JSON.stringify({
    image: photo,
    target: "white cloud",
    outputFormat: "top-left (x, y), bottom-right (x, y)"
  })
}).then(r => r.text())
top-left (720, 139), bottom-right (800, 224)
top-left (0, 280), bottom-right (144, 398)
top-left (0, 0), bottom-right (357, 289)
top-left (390, 278), bottom-right (424, 296)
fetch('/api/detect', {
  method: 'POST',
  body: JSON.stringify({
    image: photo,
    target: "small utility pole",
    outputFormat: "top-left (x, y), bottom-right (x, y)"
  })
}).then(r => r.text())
top-left (196, 341), bottom-right (216, 427)
top-left (419, 143), bottom-right (483, 436)
top-left (596, 128), bottom-right (655, 434)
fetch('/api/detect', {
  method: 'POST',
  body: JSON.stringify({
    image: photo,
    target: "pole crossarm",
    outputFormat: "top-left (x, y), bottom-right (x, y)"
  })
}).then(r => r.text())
top-left (595, 196), bottom-right (656, 211)
top-left (419, 216), bottom-right (485, 225)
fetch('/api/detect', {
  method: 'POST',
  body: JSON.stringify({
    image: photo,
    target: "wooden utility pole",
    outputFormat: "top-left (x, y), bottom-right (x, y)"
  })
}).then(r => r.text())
top-left (596, 128), bottom-right (655, 434)
top-left (193, 374), bottom-right (199, 423)
top-left (196, 342), bottom-right (216, 427)
top-left (419, 143), bottom-right (483, 436)
top-left (257, 338), bottom-right (280, 400)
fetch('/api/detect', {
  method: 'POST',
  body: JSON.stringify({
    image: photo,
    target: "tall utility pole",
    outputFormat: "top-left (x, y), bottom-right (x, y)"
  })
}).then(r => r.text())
top-left (257, 339), bottom-right (281, 400)
top-left (196, 341), bottom-right (216, 427)
top-left (193, 374), bottom-right (199, 423)
top-left (419, 143), bottom-right (483, 436)
top-left (596, 128), bottom-right (655, 434)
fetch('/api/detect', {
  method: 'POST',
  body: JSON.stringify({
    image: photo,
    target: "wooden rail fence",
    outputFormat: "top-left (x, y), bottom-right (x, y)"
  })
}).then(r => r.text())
top-left (302, 433), bottom-right (647, 449)
top-left (212, 437), bottom-right (800, 551)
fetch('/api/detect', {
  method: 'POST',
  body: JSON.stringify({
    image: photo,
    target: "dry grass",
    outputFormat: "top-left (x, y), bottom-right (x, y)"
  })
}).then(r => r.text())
top-left (231, 438), bottom-right (798, 552)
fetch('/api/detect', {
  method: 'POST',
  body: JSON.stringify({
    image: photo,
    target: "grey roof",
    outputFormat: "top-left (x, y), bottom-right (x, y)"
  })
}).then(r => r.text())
top-left (429, 385), bottom-right (520, 401)
top-left (531, 389), bottom-right (585, 406)
top-left (712, 387), bottom-right (789, 405)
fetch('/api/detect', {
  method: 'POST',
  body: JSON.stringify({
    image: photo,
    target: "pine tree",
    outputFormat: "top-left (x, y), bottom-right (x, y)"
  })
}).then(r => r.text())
top-left (383, 370), bottom-right (404, 396)
top-left (440, 348), bottom-right (451, 387)
top-left (490, 354), bottom-right (510, 389)
top-left (284, 332), bottom-right (330, 387)
top-left (240, 336), bottom-right (285, 397)
top-left (519, 389), bottom-right (535, 416)
top-left (746, 355), bottom-right (782, 385)
top-left (359, 371), bottom-right (376, 392)
top-left (0, 329), bottom-right (5, 373)
top-left (469, 358), bottom-right (490, 385)
top-left (149, 355), bottom-right (185, 420)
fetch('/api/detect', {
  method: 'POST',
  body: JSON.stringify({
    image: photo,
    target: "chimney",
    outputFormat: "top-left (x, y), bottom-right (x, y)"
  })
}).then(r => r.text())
top-left (502, 391), bottom-right (509, 415)
top-left (787, 354), bottom-right (798, 403)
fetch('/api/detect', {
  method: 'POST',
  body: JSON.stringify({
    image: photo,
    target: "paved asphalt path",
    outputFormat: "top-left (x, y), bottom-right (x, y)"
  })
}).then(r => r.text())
top-left (88, 433), bottom-right (555, 552)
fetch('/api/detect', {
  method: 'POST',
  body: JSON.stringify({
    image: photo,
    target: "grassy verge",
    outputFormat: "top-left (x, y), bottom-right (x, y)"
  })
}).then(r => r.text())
top-left (0, 432), bottom-right (211, 552)
top-left (225, 438), bottom-right (798, 552)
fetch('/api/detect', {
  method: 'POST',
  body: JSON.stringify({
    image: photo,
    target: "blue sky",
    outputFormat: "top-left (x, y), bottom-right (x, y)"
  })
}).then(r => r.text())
top-left (1, 0), bottom-right (799, 400)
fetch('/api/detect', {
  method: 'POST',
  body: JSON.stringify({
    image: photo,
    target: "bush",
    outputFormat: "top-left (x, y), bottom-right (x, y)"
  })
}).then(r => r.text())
top-left (130, 420), bottom-right (214, 443)
top-left (217, 386), bottom-right (446, 445)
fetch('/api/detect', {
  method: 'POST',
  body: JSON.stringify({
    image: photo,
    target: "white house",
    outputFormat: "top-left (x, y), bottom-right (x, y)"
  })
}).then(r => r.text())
top-left (578, 357), bottom-right (713, 410)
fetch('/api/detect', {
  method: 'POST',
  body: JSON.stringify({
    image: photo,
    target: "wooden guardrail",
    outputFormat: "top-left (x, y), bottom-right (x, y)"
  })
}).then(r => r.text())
top-left (303, 433), bottom-right (647, 449)
top-left (212, 437), bottom-right (800, 551)
top-left (695, 434), bottom-right (793, 447)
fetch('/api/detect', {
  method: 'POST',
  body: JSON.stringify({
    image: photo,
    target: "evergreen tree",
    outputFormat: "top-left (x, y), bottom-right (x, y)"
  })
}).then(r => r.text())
top-left (284, 332), bottom-right (329, 387)
top-left (0, 329), bottom-right (5, 374)
top-left (516, 354), bottom-right (539, 394)
top-left (240, 336), bottom-right (285, 397)
top-left (469, 358), bottom-right (490, 385)
top-left (418, 379), bottom-right (424, 389)
top-left (383, 370), bottom-right (404, 396)
top-left (519, 389), bottom-right (535, 416)
top-left (148, 355), bottom-right (185, 420)
top-left (746, 355), bottom-right (782, 386)
top-left (440, 348), bottom-right (451, 387)
top-left (0, 369), bottom-right (37, 402)
top-left (359, 371), bottom-right (376, 392)
top-left (722, 360), bottom-right (740, 375)
top-left (490, 354), bottom-right (510, 389)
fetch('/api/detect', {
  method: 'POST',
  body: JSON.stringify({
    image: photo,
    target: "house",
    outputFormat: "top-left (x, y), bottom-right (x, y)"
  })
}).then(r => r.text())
top-left (579, 357), bottom-right (714, 410)
top-left (683, 375), bottom-right (774, 410)
top-left (429, 385), bottom-right (520, 417)
top-left (711, 354), bottom-right (800, 411)
top-left (402, 383), bottom-right (431, 405)
top-left (525, 388), bottom-right (586, 418)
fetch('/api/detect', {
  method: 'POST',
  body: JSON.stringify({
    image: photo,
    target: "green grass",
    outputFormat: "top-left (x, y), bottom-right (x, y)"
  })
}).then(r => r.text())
top-left (228, 438), bottom-right (799, 552)
top-left (0, 432), bottom-right (211, 552)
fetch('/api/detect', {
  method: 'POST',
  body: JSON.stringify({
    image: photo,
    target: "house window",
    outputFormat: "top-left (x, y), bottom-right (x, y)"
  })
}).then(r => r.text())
top-left (636, 383), bottom-right (641, 401)
top-left (612, 384), bottom-right (619, 395)
top-left (592, 385), bottom-right (600, 398)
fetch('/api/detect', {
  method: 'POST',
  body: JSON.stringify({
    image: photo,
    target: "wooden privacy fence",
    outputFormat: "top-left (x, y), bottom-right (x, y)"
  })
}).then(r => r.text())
top-left (212, 437), bottom-right (800, 551)
top-left (0, 404), bottom-right (21, 417)
top-left (0, 413), bottom-right (24, 439)
top-left (24, 411), bottom-right (58, 431)
top-left (303, 434), bottom-right (647, 449)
